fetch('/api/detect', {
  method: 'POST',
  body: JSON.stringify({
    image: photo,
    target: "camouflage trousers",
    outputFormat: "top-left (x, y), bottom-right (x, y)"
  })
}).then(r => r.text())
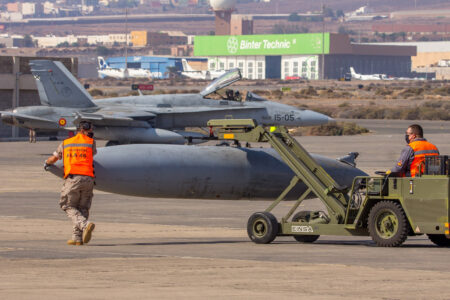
top-left (60, 175), bottom-right (94, 242)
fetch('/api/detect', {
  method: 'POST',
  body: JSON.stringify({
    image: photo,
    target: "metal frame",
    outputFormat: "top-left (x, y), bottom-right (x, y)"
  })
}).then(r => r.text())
top-left (207, 119), bottom-right (450, 240)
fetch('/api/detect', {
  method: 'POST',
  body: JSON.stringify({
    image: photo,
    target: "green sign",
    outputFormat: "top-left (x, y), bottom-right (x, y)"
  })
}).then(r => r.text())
top-left (194, 33), bottom-right (330, 56)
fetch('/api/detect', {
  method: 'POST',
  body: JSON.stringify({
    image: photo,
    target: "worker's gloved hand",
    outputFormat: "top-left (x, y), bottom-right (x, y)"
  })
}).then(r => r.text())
top-left (44, 161), bottom-right (50, 171)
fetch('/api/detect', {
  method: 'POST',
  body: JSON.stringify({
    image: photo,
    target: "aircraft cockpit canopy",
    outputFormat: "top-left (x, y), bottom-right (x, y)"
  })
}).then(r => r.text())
top-left (200, 68), bottom-right (242, 97)
top-left (200, 68), bottom-right (267, 102)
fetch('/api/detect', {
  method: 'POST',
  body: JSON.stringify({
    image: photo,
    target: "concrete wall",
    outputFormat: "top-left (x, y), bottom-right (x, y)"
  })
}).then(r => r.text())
top-left (0, 56), bottom-right (77, 138)
top-left (413, 52), bottom-right (450, 68)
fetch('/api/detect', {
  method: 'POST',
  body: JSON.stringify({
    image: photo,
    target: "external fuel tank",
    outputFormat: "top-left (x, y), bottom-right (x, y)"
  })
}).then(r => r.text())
top-left (48, 144), bottom-right (367, 200)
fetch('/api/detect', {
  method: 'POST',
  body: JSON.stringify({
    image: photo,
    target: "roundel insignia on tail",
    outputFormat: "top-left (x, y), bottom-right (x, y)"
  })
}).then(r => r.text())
top-left (59, 118), bottom-right (67, 126)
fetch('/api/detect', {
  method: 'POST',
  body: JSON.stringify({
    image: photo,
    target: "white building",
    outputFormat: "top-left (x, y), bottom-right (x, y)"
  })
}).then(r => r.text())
top-left (43, 1), bottom-right (58, 15)
top-left (34, 35), bottom-right (78, 48)
top-left (107, 33), bottom-right (131, 45)
top-left (0, 12), bottom-right (23, 21)
top-left (21, 3), bottom-right (36, 16)
top-left (87, 35), bottom-right (110, 45)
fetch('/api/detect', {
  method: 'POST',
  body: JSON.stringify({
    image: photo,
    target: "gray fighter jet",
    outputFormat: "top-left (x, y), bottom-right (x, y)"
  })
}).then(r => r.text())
top-left (1, 60), bottom-right (333, 145)
top-left (47, 144), bottom-right (367, 200)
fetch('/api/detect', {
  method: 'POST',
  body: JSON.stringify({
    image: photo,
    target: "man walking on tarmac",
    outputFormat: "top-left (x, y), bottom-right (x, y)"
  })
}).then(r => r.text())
top-left (389, 124), bottom-right (439, 177)
top-left (45, 121), bottom-right (96, 246)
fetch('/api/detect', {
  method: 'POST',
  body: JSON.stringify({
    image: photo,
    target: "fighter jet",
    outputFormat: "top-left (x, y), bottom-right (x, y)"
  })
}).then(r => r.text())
top-left (1, 60), bottom-right (333, 145)
top-left (47, 144), bottom-right (367, 200)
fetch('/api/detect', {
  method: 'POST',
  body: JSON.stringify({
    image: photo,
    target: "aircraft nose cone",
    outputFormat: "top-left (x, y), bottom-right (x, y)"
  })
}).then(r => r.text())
top-left (298, 110), bottom-right (334, 126)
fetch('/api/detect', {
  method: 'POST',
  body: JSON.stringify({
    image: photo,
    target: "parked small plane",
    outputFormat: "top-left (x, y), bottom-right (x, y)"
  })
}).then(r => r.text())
top-left (181, 59), bottom-right (226, 80)
top-left (97, 56), bottom-right (152, 79)
top-left (1, 60), bottom-right (333, 145)
top-left (349, 67), bottom-right (388, 80)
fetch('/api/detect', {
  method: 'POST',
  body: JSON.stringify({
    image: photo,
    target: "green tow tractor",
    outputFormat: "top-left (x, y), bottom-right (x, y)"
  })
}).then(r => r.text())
top-left (208, 119), bottom-right (450, 247)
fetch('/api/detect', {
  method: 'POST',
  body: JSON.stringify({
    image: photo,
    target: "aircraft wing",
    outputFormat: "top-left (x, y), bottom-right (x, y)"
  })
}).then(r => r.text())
top-left (0, 111), bottom-right (59, 130)
top-left (146, 105), bottom-right (262, 114)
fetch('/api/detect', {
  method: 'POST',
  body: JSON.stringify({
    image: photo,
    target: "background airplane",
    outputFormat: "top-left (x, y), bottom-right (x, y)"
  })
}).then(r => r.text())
top-left (97, 56), bottom-right (152, 79)
top-left (181, 59), bottom-right (226, 80)
top-left (1, 60), bottom-right (333, 145)
top-left (349, 67), bottom-right (388, 80)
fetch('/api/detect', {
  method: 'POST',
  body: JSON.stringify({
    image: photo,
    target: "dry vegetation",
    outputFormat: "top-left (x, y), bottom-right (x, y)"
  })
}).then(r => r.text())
top-left (83, 78), bottom-right (450, 136)
top-left (254, 82), bottom-right (450, 121)
top-left (290, 122), bottom-right (370, 136)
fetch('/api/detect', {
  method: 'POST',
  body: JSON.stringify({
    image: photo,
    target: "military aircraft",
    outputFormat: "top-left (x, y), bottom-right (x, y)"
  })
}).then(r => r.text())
top-left (47, 144), bottom-right (367, 200)
top-left (1, 60), bottom-right (333, 145)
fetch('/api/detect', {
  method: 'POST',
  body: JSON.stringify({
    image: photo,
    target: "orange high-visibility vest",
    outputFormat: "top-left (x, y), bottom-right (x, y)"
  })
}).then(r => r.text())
top-left (409, 140), bottom-right (439, 177)
top-left (63, 133), bottom-right (94, 179)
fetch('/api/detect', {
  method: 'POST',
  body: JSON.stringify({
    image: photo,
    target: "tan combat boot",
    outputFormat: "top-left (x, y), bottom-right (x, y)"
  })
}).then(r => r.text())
top-left (67, 240), bottom-right (83, 246)
top-left (82, 223), bottom-right (95, 244)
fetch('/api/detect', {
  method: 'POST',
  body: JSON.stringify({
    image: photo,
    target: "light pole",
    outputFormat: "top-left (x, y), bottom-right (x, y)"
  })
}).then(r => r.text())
top-left (321, 4), bottom-right (325, 80)
top-left (124, 7), bottom-right (129, 78)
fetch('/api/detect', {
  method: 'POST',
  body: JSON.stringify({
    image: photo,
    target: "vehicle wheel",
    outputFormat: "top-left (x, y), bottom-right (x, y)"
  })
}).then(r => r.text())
top-left (247, 212), bottom-right (278, 244)
top-left (291, 211), bottom-right (320, 243)
top-left (427, 234), bottom-right (450, 247)
top-left (105, 140), bottom-right (120, 147)
top-left (368, 201), bottom-right (409, 247)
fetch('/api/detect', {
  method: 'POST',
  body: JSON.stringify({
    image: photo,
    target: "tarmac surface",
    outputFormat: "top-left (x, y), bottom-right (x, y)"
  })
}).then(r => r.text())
top-left (0, 119), bottom-right (449, 299)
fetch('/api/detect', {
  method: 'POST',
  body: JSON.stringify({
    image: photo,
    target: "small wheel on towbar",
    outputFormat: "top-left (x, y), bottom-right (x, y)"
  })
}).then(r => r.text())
top-left (368, 201), bottom-right (409, 247)
top-left (427, 234), bottom-right (450, 247)
top-left (291, 211), bottom-right (320, 243)
top-left (247, 212), bottom-right (278, 244)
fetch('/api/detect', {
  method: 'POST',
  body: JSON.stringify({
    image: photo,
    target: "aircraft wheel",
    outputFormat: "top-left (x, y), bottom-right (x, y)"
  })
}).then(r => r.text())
top-left (247, 212), bottom-right (278, 244)
top-left (105, 141), bottom-right (120, 147)
top-left (291, 211), bottom-right (320, 243)
top-left (427, 234), bottom-right (450, 247)
top-left (368, 201), bottom-right (408, 247)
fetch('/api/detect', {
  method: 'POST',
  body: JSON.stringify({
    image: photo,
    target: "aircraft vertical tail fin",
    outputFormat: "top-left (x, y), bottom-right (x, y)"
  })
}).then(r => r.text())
top-left (30, 60), bottom-right (97, 108)
top-left (98, 56), bottom-right (108, 70)
top-left (181, 59), bottom-right (195, 72)
top-left (349, 67), bottom-right (356, 76)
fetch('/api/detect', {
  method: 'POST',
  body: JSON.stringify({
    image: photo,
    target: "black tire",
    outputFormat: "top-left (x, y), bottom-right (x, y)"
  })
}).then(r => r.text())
top-left (247, 212), bottom-right (278, 244)
top-left (368, 201), bottom-right (409, 247)
top-left (427, 234), bottom-right (450, 247)
top-left (291, 211), bottom-right (320, 243)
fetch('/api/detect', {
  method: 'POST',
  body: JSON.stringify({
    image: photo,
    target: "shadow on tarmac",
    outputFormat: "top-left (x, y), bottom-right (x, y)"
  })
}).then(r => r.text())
top-left (89, 238), bottom-right (442, 248)
top-left (93, 240), bottom-right (245, 247)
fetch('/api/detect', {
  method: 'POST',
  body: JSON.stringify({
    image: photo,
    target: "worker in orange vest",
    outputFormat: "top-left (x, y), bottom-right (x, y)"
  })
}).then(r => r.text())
top-left (45, 121), bottom-right (96, 245)
top-left (389, 124), bottom-right (439, 177)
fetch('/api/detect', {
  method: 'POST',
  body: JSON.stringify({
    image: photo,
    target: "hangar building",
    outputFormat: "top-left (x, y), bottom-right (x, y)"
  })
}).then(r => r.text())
top-left (194, 33), bottom-right (416, 80)
top-left (102, 56), bottom-right (207, 79)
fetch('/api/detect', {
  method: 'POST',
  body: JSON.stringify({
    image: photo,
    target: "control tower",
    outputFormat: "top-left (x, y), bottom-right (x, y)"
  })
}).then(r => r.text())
top-left (210, 0), bottom-right (237, 35)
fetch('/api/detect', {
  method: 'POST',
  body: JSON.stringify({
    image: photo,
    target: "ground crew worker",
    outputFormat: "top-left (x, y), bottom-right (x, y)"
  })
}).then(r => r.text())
top-left (44, 121), bottom-right (96, 245)
top-left (389, 124), bottom-right (439, 177)
top-left (29, 129), bottom-right (36, 143)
